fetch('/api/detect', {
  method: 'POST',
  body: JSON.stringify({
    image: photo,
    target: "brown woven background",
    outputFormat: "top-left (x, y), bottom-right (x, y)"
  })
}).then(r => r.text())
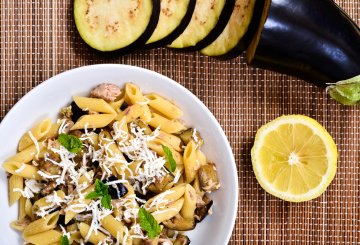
top-left (1, 1), bottom-right (359, 244)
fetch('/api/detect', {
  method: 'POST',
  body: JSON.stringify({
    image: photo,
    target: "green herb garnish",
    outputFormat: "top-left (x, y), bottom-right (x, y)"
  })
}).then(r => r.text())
top-left (327, 74), bottom-right (360, 105)
top-left (60, 235), bottom-right (70, 245)
top-left (138, 208), bottom-right (161, 238)
top-left (86, 179), bottom-right (112, 209)
top-left (162, 145), bottom-right (176, 172)
top-left (58, 134), bottom-right (83, 153)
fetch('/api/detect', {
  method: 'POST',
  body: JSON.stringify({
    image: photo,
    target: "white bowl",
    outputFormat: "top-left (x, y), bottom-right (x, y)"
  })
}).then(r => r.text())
top-left (0, 64), bottom-right (238, 245)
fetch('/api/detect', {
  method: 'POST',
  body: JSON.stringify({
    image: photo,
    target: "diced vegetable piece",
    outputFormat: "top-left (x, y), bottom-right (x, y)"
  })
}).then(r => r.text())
top-left (173, 235), bottom-right (191, 245)
top-left (162, 214), bottom-right (196, 231)
top-left (195, 199), bottom-right (213, 222)
top-left (198, 163), bottom-right (220, 192)
top-left (178, 128), bottom-right (203, 146)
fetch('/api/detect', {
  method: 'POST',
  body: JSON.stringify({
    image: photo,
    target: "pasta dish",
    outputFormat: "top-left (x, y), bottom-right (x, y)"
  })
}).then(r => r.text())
top-left (3, 83), bottom-right (220, 245)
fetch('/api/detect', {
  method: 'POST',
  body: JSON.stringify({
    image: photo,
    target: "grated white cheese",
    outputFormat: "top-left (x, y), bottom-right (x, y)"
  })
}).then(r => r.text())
top-left (37, 170), bottom-right (60, 179)
top-left (15, 163), bottom-right (26, 173)
top-left (192, 128), bottom-right (198, 143)
top-left (13, 179), bottom-right (42, 199)
top-left (119, 123), bottom-right (168, 194)
top-left (28, 131), bottom-right (40, 159)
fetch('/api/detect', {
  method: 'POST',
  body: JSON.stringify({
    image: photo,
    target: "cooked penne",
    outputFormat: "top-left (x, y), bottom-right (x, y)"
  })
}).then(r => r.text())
top-left (146, 93), bottom-right (183, 119)
top-left (23, 211), bottom-right (59, 236)
top-left (18, 118), bottom-right (52, 151)
top-left (181, 184), bottom-right (197, 220)
top-left (73, 96), bottom-right (116, 114)
top-left (147, 138), bottom-right (183, 166)
top-left (157, 130), bottom-right (183, 152)
top-left (71, 114), bottom-right (116, 130)
top-left (9, 175), bottom-right (23, 206)
top-left (145, 184), bottom-right (186, 212)
top-left (10, 219), bottom-right (30, 231)
top-left (3, 161), bottom-right (41, 180)
top-left (183, 141), bottom-right (198, 183)
top-left (152, 197), bottom-right (184, 223)
top-left (7, 140), bottom-right (45, 163)
top-left (25, 198), bottom-right (34, 220)
top-left (19, 196), bottom-right (26, 220)
top-left (79, 222), bottom-right (108, 244)
top-left (3, 83), bottom-right (220, 244)
top-left (32, 190), bottom-right (66, 213)
top-left (64, 185), bottom-right (95, 224)
top-left (149, 113), bottom-right (186, 134)
top-left (23, 230), bottom-right (62, 245)
top-left (101, 215), bottom-right (126, 243)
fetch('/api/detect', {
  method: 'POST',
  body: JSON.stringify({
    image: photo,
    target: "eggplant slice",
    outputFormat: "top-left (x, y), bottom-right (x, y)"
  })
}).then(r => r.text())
top-left (167, 0), bottom-right (233, 51)
top-left (74, 0), bottom-right (160, 53)
top-left (246, 0), bottom-right (360, 86)
top-left (145, 0), bottom-right (196, 48)
top-left (201, 0), bottom-right (260, 59)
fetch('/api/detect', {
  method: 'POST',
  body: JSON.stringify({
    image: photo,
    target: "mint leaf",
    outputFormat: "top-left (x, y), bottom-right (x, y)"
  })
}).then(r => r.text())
top-left (94, 179), bottom-right (109, 195)
top-left (58, 134), bottom-right (82, 153)
top-left (60, 235), bottom-right (70, 245)
top-left (86, 179), bottom-right (112, 209)
top-left (162, 145), bottom-right (176, 172)
top-left (85, 191), bottom-right (102, 199)
top-left (101, 194), bottom-right (112, 210)
top-left (138, 208), bottom-right (161, 238)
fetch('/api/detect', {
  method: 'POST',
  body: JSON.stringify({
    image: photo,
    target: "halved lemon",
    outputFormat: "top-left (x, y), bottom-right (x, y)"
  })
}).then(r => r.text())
top-left (251, 115), bottom-right (337, 202)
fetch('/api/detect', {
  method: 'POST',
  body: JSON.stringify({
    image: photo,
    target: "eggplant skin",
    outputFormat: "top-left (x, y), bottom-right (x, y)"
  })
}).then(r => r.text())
top-left (193, 0), bottom-right (236, 51)
top-left (247, 0), bottom-right (360, 86)
top-left (145, 0), bottom-right (196, 49)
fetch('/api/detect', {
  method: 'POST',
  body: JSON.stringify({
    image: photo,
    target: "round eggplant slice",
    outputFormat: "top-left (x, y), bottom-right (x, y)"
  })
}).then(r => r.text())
top-left (246, 0), bottom-right (360, 86)
top-left (145, 0), bottom-right (196, 48)
top-left (167, 0), bottom-right (231, 51)
top-left (201, 0), bottom-right (260, 59)
top-left (74, 0), bottom-right (160, 53)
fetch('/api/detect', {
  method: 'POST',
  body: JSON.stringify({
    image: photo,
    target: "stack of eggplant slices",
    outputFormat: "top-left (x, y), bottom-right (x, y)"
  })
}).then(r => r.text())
top-left (74, 0), bottom-right (263, 59)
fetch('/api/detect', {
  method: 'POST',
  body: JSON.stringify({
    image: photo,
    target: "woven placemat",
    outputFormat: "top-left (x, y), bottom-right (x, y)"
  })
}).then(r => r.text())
top-left (1, 1), bottom-right (359, 244)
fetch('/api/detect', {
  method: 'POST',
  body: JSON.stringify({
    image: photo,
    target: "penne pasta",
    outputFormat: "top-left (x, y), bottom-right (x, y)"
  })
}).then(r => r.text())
top-left (149, 113), bottom-right (186, 134)
top-left (145, 184), bottom-right (186, 212)
top-left (152, 197), bottom-right (185, 223)
top-left (146, 93), bottom-right (183, 119)
top-left (19, 196), bottom-right (26, 220)
top-left (32, 190), bottom-right (66, 213)
top-left (3, 161), bottom-right (41, 180)
top-left (183, 141), bottom-right (198, 183)
top-left (180, 184), bottom-right (197, 220)
top-left (79, 222), bottom-right (108, 244)
top-left (25, 198), bottom-right (34, 220)
top-left (23, 211), bottom-right (59, 236)
top-left (157, 130), bottom-right (183, 152)
top-left (18, 118), bottom-right (52, 151)
top-left (73, 96), bottom-right (116, 114)
top-left (9, 175), bottom-right (23, 206)
top-left (147, 138), bottom-right (183, 166)
top-left (101, 215), bottom-right (126, 243)
top-left (23, 230), bottom-right (62, 245)
top-left (71, 114), bottom-right (116, 130)
top-left (7, 140), bottom-right (45, 163)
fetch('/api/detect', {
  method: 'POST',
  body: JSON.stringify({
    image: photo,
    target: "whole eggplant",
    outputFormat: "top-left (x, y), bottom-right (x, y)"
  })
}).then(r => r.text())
top-left (247, 0), bottom-right (360, 87)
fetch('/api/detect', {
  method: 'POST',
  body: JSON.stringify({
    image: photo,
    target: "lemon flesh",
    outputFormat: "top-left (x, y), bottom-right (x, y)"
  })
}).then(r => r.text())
top-left (251, 115), bottom-right (337, 202)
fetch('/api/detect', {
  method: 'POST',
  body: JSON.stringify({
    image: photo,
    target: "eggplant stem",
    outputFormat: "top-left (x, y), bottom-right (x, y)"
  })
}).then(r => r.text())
top-left (326, 75), bottom-right (360, 106)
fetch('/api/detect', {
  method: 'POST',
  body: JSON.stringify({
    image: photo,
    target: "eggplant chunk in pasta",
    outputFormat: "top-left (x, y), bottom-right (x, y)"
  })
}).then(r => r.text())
top-left (2, 82), bottom-right (220, 244)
